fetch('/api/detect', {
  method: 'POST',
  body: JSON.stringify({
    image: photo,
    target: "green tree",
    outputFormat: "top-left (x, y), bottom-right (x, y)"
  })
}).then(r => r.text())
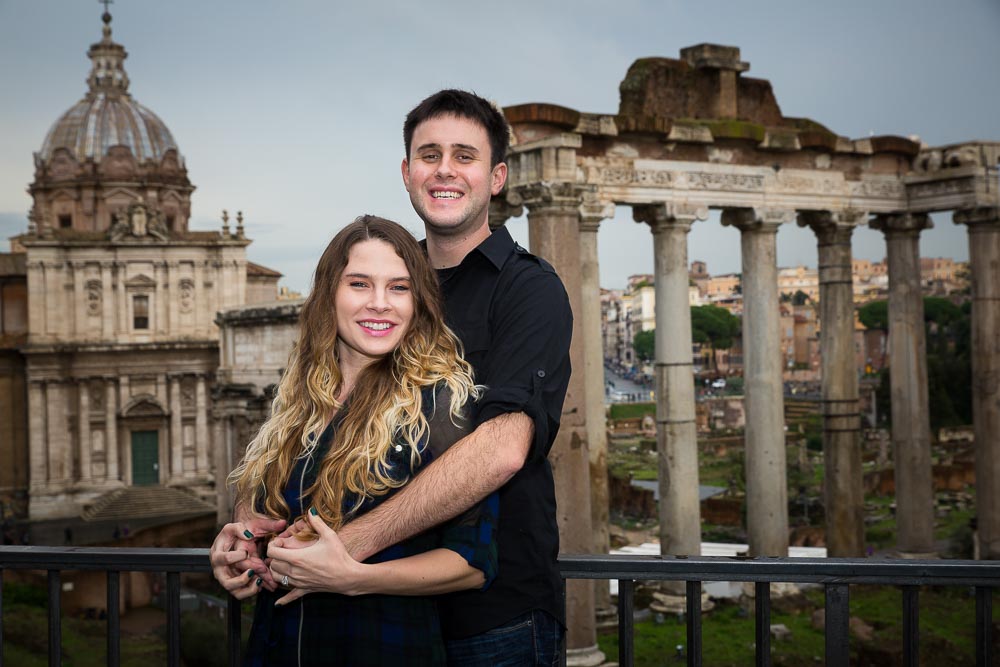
top-left (863, 297), bottom-right (971, 431)
top-left (858, 300), bottom-right (888, 331)
top-left (691, 305), bottom-right (741, 350)
top-left (633, 329), bottom-right (655, 362)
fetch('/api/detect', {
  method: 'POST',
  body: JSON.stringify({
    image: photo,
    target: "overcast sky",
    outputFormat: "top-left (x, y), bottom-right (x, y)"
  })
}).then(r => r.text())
top-left (1, 0), bottom-right (997, 292)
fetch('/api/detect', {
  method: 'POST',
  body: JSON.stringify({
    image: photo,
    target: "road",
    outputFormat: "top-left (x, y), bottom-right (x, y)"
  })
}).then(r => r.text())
top-left (604, 366), bottom-right (653, 403)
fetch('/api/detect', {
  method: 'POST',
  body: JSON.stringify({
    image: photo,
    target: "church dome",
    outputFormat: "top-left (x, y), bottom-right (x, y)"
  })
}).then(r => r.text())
top-left (37, 11), bottom-right (181, 165)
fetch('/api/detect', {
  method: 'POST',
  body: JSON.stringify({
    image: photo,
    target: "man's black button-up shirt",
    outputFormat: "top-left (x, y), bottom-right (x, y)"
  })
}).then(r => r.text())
top-left (434, 225), bottom-right (573, 638)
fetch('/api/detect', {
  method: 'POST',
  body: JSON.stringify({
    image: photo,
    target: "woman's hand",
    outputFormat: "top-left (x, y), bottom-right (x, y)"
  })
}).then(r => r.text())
top-left (209, 517), bottom-right (287, 599)
top-left (266, 509), bottom-right (371, 606)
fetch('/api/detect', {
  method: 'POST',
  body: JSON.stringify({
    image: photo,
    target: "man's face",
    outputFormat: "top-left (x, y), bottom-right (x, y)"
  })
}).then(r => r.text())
top-left (402, 114), bottom-right (507, 238)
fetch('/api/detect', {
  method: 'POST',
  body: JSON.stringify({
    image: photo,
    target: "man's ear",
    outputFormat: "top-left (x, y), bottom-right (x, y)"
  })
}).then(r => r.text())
top-left (401, 158), bottom-right (411, 191)
top-left (491, 162), bottom-right (508, 196)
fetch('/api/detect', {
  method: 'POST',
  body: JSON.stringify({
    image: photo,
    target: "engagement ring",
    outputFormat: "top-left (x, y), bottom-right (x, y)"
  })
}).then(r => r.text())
top-left (281, 574), bottom-right (289, 587)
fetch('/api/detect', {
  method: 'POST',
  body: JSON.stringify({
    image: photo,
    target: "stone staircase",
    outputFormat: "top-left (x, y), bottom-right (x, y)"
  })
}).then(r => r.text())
top-left (82, 486), bottom-right (215, 522)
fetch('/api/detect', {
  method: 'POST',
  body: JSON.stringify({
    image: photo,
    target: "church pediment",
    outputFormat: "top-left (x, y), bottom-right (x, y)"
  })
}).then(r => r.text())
top-left (122, 394), bottom-right (166, 418)
top-left (125, 273), bottom-right (156, 289)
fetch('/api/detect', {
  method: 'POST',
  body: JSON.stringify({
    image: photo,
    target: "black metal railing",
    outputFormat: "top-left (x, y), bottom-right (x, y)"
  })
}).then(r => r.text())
top-left (559, 554), bottom-right (1000, 667)
top-left (0, 546), bottom-right (997, 666)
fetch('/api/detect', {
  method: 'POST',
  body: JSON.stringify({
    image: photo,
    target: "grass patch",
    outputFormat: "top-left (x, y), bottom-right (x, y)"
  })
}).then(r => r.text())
top-left (609, 402), bottom-right (655, 421)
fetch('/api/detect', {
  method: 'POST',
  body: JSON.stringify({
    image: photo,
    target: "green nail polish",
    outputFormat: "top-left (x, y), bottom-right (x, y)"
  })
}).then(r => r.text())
top-left (309, 507), bottom-right (318, 516)
top-left (256, 577), bottom-right (263, 586)
top-left (246, 569), bottom-right (254, 578)
top-left (243, 529), bottom-right (254, 539)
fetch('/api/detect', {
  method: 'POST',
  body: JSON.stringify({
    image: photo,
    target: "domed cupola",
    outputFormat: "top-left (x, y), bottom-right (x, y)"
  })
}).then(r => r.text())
top-left (28, 9), bottom-right (194, 236)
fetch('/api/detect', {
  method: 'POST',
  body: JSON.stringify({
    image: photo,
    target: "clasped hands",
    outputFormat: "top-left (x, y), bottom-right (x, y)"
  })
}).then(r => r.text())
top-left (209, 508), bottom-right (365, 606)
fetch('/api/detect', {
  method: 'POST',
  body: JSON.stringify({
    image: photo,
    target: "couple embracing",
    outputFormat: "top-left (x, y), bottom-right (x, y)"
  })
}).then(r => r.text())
top-left (210, 90), bottom-right (573, 666)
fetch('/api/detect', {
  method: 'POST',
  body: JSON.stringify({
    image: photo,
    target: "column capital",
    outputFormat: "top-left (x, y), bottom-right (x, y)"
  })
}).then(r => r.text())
top-left (509, 182), bottom-right (586, 216)
top-left (579, 190), bottom-right (615, 232)
top-left (797, 209), bottom-right (866, 243)
top-left (869, 212), bottom-right (932, 237)
top-left (632, 201), bottom-right (708, 232)
top-left (954, 206), bottom-right (1000, 228)
top-left (721, 206), bottom-right (793, 233)
top-left (488, 195), bottom-right (524, 230)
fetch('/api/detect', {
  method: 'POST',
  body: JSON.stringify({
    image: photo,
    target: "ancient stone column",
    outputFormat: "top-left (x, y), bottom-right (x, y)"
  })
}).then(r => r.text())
top-left (633, 202), bottom-right (708, 558)
top-left (105, 377), bottom-right (119, 481)
top-left (195, 374), bottom-right (210, 476)
top-left (517, 182), bottom-right (603, 667)
top-left (721, 207), bottom-right (790, 557)
top-left (579, 193), bottom-right (615, 617)
top-left (169, 374), bottom-right (184, 482)
top-left (869, 213), bottom-right (935, 557)
top-left (954, 207), bottom-right (1000, 559)
top-left (78, 379), bottom-right (92, 483)
top-left (799, 210), bottom-right (865, 556)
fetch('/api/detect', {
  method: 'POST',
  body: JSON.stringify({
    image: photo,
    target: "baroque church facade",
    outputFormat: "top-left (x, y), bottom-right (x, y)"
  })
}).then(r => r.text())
top-left (0, 11), bottom-right (282, 522)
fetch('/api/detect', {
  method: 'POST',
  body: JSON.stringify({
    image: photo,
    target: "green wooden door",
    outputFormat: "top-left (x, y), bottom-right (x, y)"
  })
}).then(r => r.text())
top-left (131, 430), bottom-right (159, 486)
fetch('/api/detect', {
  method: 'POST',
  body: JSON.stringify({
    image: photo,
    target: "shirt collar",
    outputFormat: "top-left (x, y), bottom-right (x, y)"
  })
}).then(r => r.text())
top-left (471, 225), bottom-right (515, 270)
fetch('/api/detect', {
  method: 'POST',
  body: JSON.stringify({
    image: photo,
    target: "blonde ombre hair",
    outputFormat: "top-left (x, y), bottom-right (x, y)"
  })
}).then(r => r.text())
top-left (229, 216), bottom-right (477, 530)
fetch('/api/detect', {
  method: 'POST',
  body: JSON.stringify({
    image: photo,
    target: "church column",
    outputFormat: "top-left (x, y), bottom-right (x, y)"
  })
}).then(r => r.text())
top-left (634, 202), bottom-right (708, 557)
top-left (28, 380), bottom-right (48, 491)
top-left (169, 374), bottom-right (183, 482)
top-left (46, 381), bottom-right (71, 485)
top-left (515, 182), bottom-right (602, 667)
top-left (954, 206), bottom-right (1000, 558)
top-left (799, 210), bottom-right (865, 556)
top-left (100, 261), bottom-right (114, 338)
top-left (105, 377), bottom-right (120, 482)
top-left (579, 193), bottom-right (615, 617)
top-left (115, 261), bottom-right (127, 332)
top-left (722, 207), bottom-right (791, 556)
top-left (78, 379), bottom-right (92, 484)
top-left (869, 213), bottom-right (935, 556)
top-left (195, 374), bottom-right (210, 475)
top-left (167, 261), bottom-right (180, 334)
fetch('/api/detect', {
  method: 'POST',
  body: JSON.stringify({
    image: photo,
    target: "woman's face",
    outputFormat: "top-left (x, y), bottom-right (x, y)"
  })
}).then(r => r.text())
top-left (334, 239), bottom-right (415, 372)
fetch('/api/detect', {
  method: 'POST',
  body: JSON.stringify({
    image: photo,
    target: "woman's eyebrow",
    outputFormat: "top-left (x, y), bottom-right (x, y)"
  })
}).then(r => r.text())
top-left (343, 272), bottom-right (411, 282)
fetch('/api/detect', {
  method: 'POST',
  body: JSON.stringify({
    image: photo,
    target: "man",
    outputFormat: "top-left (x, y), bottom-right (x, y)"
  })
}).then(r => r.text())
top-left (212, 90), bottom-right (573, 665)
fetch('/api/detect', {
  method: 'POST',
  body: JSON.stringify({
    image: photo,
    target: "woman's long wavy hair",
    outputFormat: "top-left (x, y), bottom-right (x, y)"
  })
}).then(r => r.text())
top-left (229, 215), bottom-right (477, 530)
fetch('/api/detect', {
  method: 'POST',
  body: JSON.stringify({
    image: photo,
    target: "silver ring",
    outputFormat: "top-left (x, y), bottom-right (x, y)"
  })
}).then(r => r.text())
top-left (280, 574), bottom-right (289, 587)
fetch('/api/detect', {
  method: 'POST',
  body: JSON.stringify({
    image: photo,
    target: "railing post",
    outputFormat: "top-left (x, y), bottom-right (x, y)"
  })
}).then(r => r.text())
top-left (825, 583), bottom-right (850, 666)
top-left (107, 571), bottom-right (120, 667)
top-left (0, 567), bottom-right (4, 667)
top-left (902, 585), bottom-right (918, 667)
top-left (755, 582), bottom-right (770, 667)
top-left (618, 579), bottom-right (635, 667)
top-left (167, 572), bottom-right (181, 667)
top-left (976, 586), bottom-right (992, 667)
top-left (686, 580), bottom-right (702, 667)
top-left (228, 593), bottom-right (242, 667)
top-left (47, 570), bottom-right (61, 667)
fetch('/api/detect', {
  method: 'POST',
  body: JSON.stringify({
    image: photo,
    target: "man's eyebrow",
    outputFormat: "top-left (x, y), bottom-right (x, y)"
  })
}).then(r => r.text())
top-left (343, 272), bottom-right (411, 282)
top-left (414, 142), bottom-right (480, 154)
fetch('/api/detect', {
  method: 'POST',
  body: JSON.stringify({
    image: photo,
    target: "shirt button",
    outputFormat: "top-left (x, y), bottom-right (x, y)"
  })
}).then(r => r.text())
top-left (537, 370), bottom-right (546, 378)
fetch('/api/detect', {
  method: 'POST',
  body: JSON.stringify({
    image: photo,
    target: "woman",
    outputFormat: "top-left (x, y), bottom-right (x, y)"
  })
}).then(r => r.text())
top-left (220, 215), bottom-right (497, 665)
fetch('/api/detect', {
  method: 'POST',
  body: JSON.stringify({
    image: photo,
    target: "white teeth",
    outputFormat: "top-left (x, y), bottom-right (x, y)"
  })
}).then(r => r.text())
top-left (360, 321), bottom-right (391, 331)
top-left (432, 191), bottom-right (461, 199)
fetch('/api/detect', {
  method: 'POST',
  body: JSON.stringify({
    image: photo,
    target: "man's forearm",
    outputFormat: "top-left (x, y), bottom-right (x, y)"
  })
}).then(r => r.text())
top-left (339, 412), bottom-right (532, 561)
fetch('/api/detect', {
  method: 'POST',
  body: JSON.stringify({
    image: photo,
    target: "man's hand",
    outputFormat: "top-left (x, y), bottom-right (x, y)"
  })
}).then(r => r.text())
top-left (210, 516), bottom-right (287, 596)
top-left (267, 510), bottom-right (365, 606)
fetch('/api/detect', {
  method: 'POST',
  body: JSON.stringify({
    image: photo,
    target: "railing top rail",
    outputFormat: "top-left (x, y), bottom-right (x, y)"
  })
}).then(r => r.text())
top-left (558, 554), bottom-right (1000, 587)
top-left (2, 547), bottom-right (998, 587)
top-left (0, 546), bottom-right (210, 572)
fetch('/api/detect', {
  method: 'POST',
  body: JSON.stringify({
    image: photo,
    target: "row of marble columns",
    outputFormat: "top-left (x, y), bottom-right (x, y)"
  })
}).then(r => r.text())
top-left (513, 187), bottom-right (1000, 660)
